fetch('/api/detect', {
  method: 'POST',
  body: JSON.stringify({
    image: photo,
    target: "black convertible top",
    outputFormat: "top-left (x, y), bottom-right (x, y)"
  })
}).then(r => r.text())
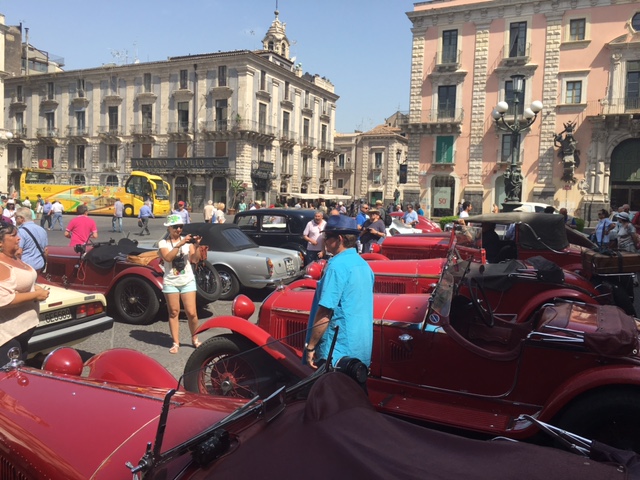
top-left (466, 212), bottom-right (585, 251)
top-left (181, 223), bottom-right (258, 252)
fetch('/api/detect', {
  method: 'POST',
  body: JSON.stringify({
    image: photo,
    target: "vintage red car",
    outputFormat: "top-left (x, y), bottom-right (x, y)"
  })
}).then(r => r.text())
top-left (0, 343), bottom-right (637, 479)
top-left (377, 212), bottom-right (637, 315)
top-left (184, 249), bottom-right (640, 452)
top-left (39, 239), bottom-right (221, 324)
top-left (389, 211), bottom-right (442, 232)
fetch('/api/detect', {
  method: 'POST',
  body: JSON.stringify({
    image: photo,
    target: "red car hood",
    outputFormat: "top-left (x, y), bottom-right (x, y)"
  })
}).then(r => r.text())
top-left (0, 369), bottom-right (245, 479)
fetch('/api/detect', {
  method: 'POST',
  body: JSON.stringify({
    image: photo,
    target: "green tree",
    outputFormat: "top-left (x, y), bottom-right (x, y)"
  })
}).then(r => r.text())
top-left (229, 179), bottom-right (246, 210)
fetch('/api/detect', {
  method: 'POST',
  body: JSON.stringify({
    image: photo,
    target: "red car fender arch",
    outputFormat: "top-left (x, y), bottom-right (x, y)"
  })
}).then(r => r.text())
top-left (516, 288), bottom-right (599, 322)
top-left (110, 268), bottom-right (164, 292)
top-left (537, 365), bottom-right (640, 423)
top-left (194, 316), bottom-right (311, 378)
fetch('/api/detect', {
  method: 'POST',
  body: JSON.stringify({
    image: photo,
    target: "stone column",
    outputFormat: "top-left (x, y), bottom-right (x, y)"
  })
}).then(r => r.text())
top-left (533, 11), bottom-right (564, 203)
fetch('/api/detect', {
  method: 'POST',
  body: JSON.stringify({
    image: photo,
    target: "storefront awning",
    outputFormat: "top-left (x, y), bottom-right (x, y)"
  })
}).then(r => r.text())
top-left (291, 193), bottom-right (352, 201)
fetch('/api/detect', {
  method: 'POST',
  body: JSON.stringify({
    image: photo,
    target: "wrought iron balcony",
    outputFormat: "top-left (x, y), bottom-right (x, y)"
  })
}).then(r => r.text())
top-left (131, 124), bottom-right (158, 135)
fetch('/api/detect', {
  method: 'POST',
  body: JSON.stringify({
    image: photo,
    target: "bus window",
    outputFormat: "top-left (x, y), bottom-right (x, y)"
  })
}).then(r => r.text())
top-left (155, 181), bottom-right (170, 200)
top-left (26, 172), bottom-right (55, 184)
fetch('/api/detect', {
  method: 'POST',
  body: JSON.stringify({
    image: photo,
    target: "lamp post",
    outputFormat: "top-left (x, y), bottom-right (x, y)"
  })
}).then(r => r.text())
top-left (491, 74), bottom-right (543, 204)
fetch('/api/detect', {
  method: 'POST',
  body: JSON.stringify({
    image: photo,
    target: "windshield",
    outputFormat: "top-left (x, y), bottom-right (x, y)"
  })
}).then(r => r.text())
top-left (153, 181), bottom-right (170, 200)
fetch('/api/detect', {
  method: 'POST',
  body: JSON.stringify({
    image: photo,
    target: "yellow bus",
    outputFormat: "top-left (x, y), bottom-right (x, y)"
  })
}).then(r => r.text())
top-left (20, 169), bottom-right (171, 217)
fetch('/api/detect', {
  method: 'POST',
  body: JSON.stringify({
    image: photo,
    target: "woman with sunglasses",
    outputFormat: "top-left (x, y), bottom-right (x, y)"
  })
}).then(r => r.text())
top-left (0, 222), bottom-right (50, 362)
top-left (158, 215), bottom-right (202, 354)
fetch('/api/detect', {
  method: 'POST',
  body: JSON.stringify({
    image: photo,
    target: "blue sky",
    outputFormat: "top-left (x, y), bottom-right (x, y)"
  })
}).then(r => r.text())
top-left (0, 0), bottom-right (416, 133)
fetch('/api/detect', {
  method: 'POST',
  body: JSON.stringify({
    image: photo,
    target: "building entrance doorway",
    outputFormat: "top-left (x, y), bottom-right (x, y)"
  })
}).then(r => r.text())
top-left (610, 139), bottom-right (640, 211)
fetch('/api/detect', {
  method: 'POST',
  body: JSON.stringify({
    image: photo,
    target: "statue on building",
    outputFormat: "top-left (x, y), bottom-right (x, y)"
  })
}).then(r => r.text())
top-left (503, 165), bottom-right (523, 202)
top-left (554, 121), bottom-right (580, 184)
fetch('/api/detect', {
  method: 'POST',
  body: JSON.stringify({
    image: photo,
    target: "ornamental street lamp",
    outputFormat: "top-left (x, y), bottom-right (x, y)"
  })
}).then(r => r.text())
top-left (491, 74), bottom-right (543, 204)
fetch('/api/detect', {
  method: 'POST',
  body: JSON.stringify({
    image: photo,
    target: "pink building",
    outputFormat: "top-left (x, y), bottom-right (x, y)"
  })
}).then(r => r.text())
top-left (404, 0), bottom-right (640, 224)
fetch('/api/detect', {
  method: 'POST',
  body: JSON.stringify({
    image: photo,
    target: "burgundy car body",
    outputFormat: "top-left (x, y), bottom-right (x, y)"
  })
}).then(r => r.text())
top-left (0, 347), bottom-right (633, 479)
top-left (189, 251), bottom-right (640, 450)
top-left (389, 211), bottom-right (442, 232)
top-left (39, 243), bottom-right (166, 324)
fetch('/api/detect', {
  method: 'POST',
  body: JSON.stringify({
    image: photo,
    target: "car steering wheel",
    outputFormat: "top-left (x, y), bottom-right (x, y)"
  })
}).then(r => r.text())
top-left (467, 277), bottom-right (495, 327)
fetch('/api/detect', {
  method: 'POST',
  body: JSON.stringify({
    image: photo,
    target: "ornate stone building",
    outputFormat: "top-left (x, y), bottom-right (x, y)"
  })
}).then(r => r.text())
top-left (334, 113), bottom-right (408, 208)
top-left (3, 11), bottom-right (339, 210)
top-left (405, 0), bottom-right (640, 224)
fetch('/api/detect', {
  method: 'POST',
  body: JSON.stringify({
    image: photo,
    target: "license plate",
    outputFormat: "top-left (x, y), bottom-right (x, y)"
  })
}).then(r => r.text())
top-left (284, 258), bottom-right (295, 274)
top-left (41, 308), bottom-right (73, 325)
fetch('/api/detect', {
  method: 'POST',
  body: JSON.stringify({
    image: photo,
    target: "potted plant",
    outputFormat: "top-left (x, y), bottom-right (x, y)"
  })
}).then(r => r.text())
top-left (228, 179), bottom-right (246, 215)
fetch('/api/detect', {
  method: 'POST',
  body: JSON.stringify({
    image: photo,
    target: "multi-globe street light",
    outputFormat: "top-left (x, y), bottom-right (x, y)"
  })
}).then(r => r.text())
top-left (491, 74), bottom-right (543, 204)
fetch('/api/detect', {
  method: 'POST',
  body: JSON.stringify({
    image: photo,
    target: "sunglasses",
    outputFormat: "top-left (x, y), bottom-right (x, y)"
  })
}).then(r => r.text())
top-left (170, 225), bottom-right (184, 230)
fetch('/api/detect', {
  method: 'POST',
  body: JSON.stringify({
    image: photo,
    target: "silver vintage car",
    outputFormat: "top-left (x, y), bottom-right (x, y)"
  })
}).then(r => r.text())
top-left (145, 223), bottom-right (305, 301)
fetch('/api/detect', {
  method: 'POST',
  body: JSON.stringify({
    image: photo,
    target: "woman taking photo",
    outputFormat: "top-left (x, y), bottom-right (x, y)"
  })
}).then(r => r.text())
top-left (0, 222), bottom-right (50, 361)
top-left (158, 215), bottom-right (203, 354)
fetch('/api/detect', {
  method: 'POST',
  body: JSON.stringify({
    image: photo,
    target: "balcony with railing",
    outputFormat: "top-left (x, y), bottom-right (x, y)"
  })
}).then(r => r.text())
top-left (301, 169), bottom-right (313, 181)
top-left (586, 97), bottom-right (640, 116)
top-left (300, 135), bottom-right (316, 151)
top-left (280, 164), bottom-right (293, 178)
top-left (131, 124), bottom-right (158, 136)
top-left (67, 127), bottom-right (89, 138)
top-left (319, 168), bottom-right (330, 182)
top-left (278, 129), bottom-right (297, 145)
top-left (401, 107), bottom-right (464, 134)
top-left (499, 43), bottom-right (531, 67)
top-left (10, 95), bottom-right (27, 110)
top-left (167, 122), bottom-right (193, 135)
top-left (435, 47), bottom-right (462, 72)
top-left (36, 128), bottom-right (59, 138)
top-left (11, 127), bottom-right (27, 139)
top-left (98, 125), bottom-right (122, 136)
top-left (318, 139), bottom-right (335, 154)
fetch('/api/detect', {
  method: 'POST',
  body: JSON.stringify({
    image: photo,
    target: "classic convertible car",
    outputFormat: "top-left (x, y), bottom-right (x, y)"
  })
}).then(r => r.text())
top-left (184, 246), bottom-right (640, 452)
top-left (141, 224), bottom-right (306, 301)
top-left (29, 284), bottom-right (113, 358)
top-left (378, 212), bottom-right (637, 315)
top-left (39, 238), bottom-right (221, 325)
top-left (0, 343), bottom-right (637, 479)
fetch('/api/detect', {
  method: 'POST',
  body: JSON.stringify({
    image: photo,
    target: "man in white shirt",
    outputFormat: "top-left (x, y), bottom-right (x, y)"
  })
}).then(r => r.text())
top-left (303, 211), bottom-right (326, 263)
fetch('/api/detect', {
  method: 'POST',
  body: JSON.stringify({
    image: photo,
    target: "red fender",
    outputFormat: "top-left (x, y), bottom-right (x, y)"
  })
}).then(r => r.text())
top-left (110, 268), bottom-right (164, 292)
top-left (362, 253), bottom-right (390, 261)
top-left (194, 316), bottom-right (311, 379)
top-left (538, 365), bottom-right (640, 422)
top-left (286, 278), bottom-right (318, 290)
top-left (516, 288), bottom-right (598, 322)
top-left (84, 348), bottom-right (178, 389)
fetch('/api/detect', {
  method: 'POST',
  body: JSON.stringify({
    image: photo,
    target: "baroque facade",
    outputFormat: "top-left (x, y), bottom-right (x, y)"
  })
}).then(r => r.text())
top-left (405, 0), bottom-right (640, 224)
top-left (3, 11), bottom-right (339, 210)
top-left (334, 113), bottom-right (408, 208)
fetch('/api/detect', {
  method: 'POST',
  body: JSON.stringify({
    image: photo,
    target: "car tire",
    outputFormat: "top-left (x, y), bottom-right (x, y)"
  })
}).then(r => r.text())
top-left (183, 335), bottom-right (275, 398)
top-left (111, 277), bottom-right (160, 325)
top-left (555, 388), bottom-right (640, 452)
top-left (193, 260), bottom-right (222, 304)
top-left (217, 267), bottom-right (240, 301)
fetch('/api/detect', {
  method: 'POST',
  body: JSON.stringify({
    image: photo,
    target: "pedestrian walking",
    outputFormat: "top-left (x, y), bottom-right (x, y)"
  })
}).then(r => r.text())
top-left (215, 203), bottom-right (226, 224)
top-left (41, 199), bottom-right (53, 229)
top-left (35, 195), bottom-right (44, 220)
top-left (203, 200), bottom-right (215, 223)
top-left (137, 201), bottom-right (154, 235)
top-left (173, 201), bottom-right (191, 224)
top-left (3, 200), bottom-right (16, 225)
top-left (50, 201), bottom-right (64, 231)
top-left (15, 207), bottom-right (48, 273)
top-left (111, 198), bottom-right (124, 233)
top-left (65, 205), bottom-right (98, 247)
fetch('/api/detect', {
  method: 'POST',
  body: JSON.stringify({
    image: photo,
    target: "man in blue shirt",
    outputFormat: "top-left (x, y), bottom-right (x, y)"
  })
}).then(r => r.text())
top-left (173, 201), bottom-right (191, 224)
top-left (112, 198), bottom-right (124, 233)
top-left (41, 199), bottom-right (52, 230)
top-left (137, 201), bottom-right (155, 235)
top-left (356, 203), bottom-right (369, 229)
top-left (304, 215), bottom-right (374, 367)
top-left (403, 203), bottom-right (419, 227)
top-left (16, 206), bottom-right (48, 273)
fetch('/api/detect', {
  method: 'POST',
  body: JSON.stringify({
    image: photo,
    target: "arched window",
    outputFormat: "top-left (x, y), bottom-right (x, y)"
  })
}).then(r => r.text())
top-left (431, 175), bottom-right (455, 217)
top-left (268, 41), bottom-right (274, 51)
top-left (73, 175), bottom-right (86, 185)
top-left (280, 182), bottom-right (288, 193)
top-left (301, 183), bottom-right (308, 194)
top-left (319, 184), bottom-right (325, 194)
top-left (105, 175), bottom-right (118, 186)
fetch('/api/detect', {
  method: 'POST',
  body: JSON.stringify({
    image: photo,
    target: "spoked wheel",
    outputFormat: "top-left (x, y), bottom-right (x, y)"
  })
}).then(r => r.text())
top-left (183, 335), bottom-right (274, 398)
top-left (556, 389), bottom-right (640, 453)
top-left (218, 267), bottom-right (240, 301)
top-left (193, 260), bottom-right (222, 304)
top-left (111, 277), bottom-right (160, 325)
